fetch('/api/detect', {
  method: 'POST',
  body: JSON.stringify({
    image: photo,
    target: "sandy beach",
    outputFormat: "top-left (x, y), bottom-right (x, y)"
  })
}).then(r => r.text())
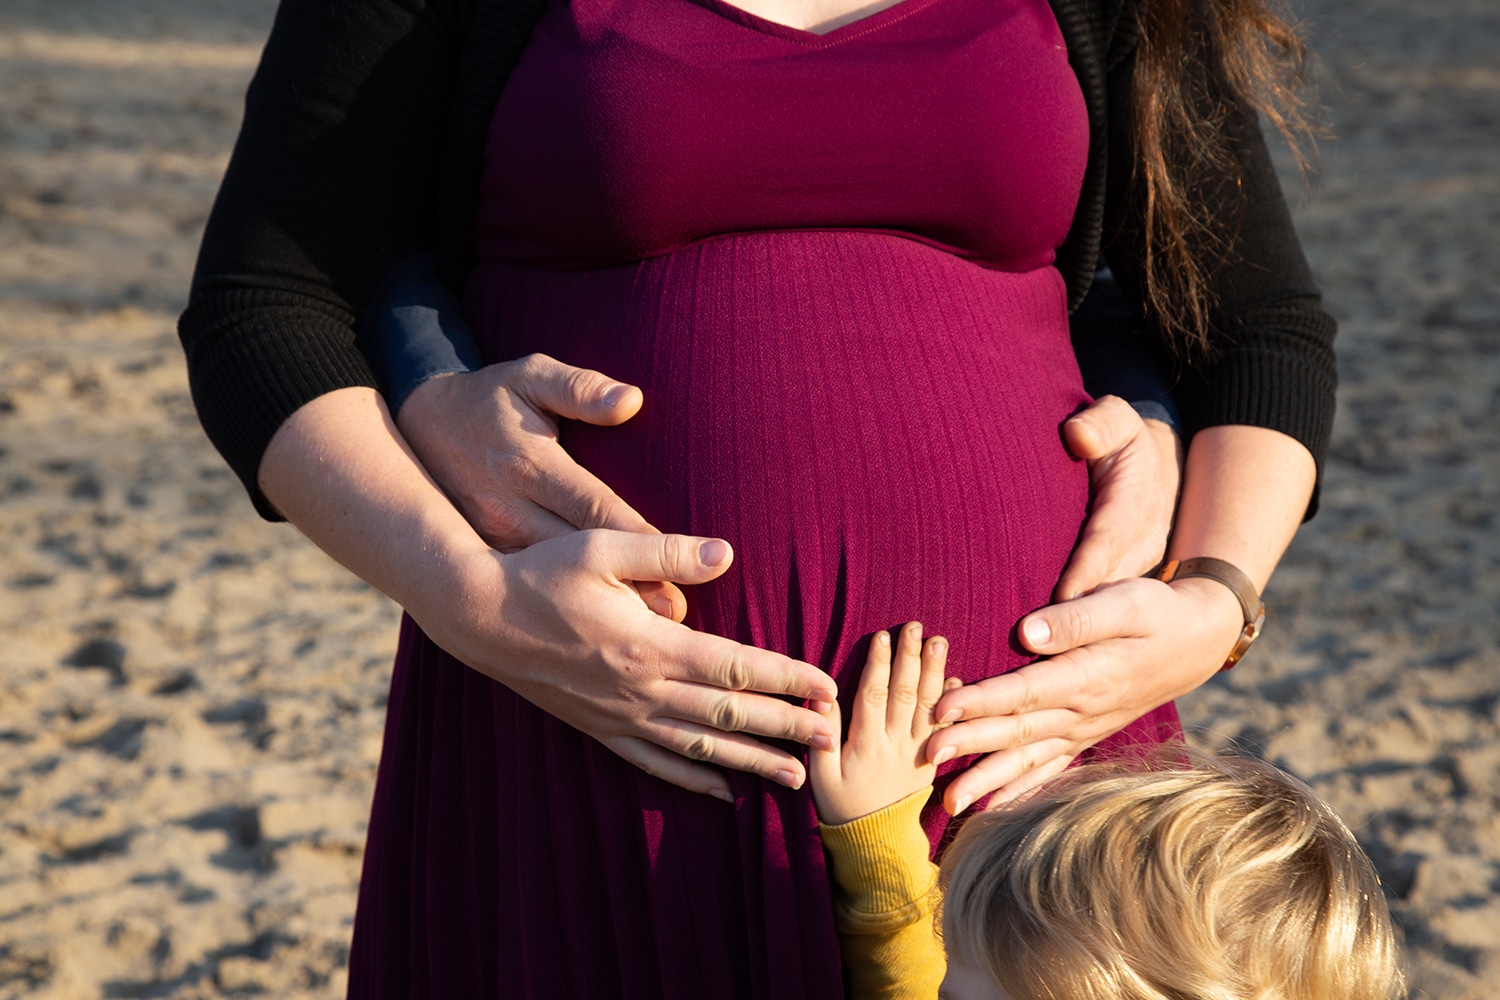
top-left (0, 0), bottom-right (1496, 995)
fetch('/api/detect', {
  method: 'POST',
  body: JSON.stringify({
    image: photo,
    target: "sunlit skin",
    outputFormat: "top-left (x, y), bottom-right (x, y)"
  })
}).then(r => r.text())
top-left (712, 0), bottom-right (913, 33)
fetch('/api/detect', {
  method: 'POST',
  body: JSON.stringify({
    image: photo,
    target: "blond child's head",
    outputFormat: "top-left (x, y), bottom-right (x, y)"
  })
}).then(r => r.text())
top-left (938, 749), bottom-right (1404, 1000)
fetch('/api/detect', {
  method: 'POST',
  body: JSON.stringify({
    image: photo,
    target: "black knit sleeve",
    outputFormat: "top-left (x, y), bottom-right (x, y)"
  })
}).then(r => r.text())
top-left (178, 0), bottom-right (472, 519)
top-left (1098, 26), bottom-right (1338, 517)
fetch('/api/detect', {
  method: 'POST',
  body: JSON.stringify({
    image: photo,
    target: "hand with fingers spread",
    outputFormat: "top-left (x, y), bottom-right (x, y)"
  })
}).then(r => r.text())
top-left (398, 353), bottom-right (687, 620)
top-left (927, 425), bottom-right (1316, 815)
top-left (449, 528), bottom-right (839, 799)
top-left (809, 622), bottom-right (953, 827)
top-left (926, 576), bottom-right (1242, 814)
top-left (258, 386), bottom-right (838, 803)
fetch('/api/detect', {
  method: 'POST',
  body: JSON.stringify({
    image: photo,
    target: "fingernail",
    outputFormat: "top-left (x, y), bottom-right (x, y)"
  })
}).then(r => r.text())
top-left (812, 686), bottom-right (837, 703)
top-left (698, 539), bottom-right (728, 566)
top-left (938, 708), bottom-right (962, 725)
top-left (774, 769), bottom-right (802, 789)
top-left (877, 631), bottom-right (890, 647)
top-left (931, 745), bottom-right (957, 766)
top-left (710, 788), bottom-right (734, 804)
top-left (952, 794), bottom-right (972, 816)
top-left (647, 596), bottom-right (674, 618)
top-left (602, 384), bottom-right (631, 407)
top-left (1023, 617), bottom-right (1051, 647)
top-left (808, 733), bottom-right (834, 752)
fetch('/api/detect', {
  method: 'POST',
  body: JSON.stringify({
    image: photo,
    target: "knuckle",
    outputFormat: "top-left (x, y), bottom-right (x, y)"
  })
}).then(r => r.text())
top-left (568, 491), bottom-right (616, 531)
top-left (574, 528), bottom-right (609, 566)
top-left (509, 353), bottom-right (544, 386)
top-left (720, 650), bottom-right (753, 692)
top-left (678, 732), bottom-right (715, 762)
top-left (707, 694), bottom-right (749, 733)
top-left (563, 365), bottom-right (607, 401)
top-left (1057, 603), bottom-right (1092, 643)
top-left (1014, 674), bottom-right (1043, 714)
top-left (493, 450), bottom-right (543, 491)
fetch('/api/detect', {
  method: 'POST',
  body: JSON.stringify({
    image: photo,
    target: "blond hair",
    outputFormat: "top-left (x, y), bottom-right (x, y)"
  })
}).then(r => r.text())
top-left (939, 749), bottom-right (1404, 1000)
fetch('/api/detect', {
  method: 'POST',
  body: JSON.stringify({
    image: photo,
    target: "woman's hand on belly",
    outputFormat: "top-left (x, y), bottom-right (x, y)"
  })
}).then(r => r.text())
top-left (1054, 396), bottom-right (1182, 601)
top-left (926, 425), bottom-right (1317, 814)
top-left (398, 354), bottom-right (688, 621)
top-left (260, 386), bottom-right (838, 802)
top-left (441, 529), bottom-right (840, 799)
top-left (922, 576), bottom-right (1242, 813)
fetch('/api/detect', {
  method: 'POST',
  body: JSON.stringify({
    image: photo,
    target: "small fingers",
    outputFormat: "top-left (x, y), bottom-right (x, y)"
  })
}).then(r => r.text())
top-left (853, 630), bottom-right (893, 740)
top-left (887, 622), bottom-right (923, 730)
top-left (913, 635), bottom-right (949, 740)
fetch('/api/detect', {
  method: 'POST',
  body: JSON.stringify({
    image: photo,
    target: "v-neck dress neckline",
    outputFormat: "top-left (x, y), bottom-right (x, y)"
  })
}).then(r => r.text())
top-left (683, 0), bottom-right (948, 46)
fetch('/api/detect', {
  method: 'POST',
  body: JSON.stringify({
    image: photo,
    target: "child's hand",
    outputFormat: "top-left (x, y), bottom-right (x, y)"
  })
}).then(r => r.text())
top-left (809, 622), bottom-right (953, 826)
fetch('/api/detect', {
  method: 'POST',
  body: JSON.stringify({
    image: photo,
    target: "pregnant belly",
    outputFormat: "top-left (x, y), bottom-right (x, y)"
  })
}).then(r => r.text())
top-left (467, 230), bottom-right (1090, 688)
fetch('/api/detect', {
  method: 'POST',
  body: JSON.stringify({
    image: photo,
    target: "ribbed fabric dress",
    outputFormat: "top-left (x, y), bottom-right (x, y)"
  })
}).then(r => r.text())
top-left (346, 0), bottom-right (1180, 994)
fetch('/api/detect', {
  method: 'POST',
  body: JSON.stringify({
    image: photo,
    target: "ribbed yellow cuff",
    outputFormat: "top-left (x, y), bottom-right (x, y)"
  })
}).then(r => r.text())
top-left (819, 788), bottom-right (940, 932)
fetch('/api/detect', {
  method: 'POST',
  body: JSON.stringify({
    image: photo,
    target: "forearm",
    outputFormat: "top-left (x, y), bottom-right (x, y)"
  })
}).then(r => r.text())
top-left (257, 386), bottom-right (488, 623)
top-left (1168, 425), bottom-right (1316, 591)
top-left (819, 789), bottom-right (945, 1000)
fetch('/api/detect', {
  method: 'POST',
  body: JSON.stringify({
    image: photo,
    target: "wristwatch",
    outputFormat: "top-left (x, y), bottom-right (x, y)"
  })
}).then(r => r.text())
top-left (1151, 557), bottom-right (1265, 670)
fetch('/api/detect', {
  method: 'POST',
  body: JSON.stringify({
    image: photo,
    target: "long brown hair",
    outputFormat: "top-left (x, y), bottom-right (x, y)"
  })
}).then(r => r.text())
top-left (1131, 0), bottom-right (1319, 353)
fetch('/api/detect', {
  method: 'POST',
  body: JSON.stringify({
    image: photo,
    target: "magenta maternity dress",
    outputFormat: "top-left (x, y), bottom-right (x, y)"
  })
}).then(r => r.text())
top-left (347, 0), bottom-right (1180, 993)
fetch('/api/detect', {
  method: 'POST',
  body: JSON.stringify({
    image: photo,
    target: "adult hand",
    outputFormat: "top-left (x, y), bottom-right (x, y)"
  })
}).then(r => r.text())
top-left (397, 353), bottom-right (686, 620)
top-left (926, 575), bottom-right (1243, 814)
top-left (421, 527), bottom-right (840, 802)
top-left (1053, 396), bottom-right (1182, 601)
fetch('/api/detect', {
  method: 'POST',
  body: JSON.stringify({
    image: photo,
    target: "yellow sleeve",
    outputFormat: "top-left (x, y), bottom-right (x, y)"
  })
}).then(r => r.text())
top-left (818, 789), bottom-right (945, 1000)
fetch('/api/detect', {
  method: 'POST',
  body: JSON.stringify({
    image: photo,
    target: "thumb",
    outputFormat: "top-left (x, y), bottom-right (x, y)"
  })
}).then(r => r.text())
top-left (512, 353), bottom-right (643, 427)
top-left (1018, 579), bottom-right (1146, 655)
top-left (1061, 395), bottom-right (1141, 462)
top-left (588, 530), bottom-right (737, 586)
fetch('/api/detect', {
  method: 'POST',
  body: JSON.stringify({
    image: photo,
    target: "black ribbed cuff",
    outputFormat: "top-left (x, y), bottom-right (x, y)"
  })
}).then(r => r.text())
top-left (1175, 311), bottom-right (1338, 520)
top-left (179, 289), bottom-right (379, 521)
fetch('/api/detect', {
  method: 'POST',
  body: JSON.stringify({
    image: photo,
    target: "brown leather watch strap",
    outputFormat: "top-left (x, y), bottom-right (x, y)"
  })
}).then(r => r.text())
top-left (1151, 557), bottom-right (1266, 670)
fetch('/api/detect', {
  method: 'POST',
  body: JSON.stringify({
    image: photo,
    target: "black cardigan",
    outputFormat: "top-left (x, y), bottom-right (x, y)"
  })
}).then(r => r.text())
top-left (179, 0), bottom-right (1336, 519)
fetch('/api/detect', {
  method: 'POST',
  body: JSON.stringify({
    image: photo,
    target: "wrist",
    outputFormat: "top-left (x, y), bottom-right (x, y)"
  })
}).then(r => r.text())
top-left (1163, 575), bottom-right (1253, 675)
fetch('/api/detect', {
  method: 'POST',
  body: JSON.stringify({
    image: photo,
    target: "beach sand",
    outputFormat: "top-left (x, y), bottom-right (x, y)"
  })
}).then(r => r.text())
top-left (0, 0), bottom-right (1495, 995)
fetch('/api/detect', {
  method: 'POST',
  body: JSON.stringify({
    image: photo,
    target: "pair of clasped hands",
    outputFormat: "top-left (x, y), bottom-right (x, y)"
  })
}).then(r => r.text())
top-left (398, 354), bottom-right (1189, 814)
